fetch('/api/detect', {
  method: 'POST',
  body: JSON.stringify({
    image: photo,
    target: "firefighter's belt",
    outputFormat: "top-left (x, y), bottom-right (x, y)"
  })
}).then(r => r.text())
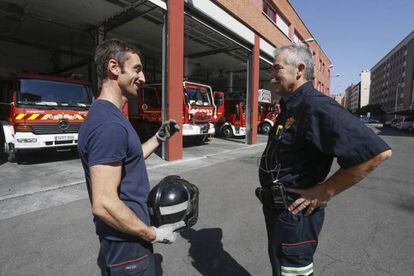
top-left (255, 184), bottom-right (288, 210)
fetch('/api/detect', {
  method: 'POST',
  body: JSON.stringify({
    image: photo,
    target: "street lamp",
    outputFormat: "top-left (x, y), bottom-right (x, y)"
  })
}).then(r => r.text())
top-left (394, 83), bottom-right (401, 119)
top-left (303, 38), bottom-right (315, 43)
top-left (331, 74), bottom-right (343, 94)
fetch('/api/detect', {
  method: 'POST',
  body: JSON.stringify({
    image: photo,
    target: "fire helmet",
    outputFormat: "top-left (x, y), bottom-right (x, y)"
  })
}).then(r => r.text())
top-left (148, 175), bottom-right (199, 229)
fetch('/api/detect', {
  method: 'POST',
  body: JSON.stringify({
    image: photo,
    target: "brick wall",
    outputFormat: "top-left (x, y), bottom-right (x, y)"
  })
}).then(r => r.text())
top-left (215, 0), bottom-right (331, 94)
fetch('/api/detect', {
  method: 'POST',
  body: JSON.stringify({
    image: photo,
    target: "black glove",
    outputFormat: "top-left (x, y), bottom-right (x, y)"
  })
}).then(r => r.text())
top-left (156, 119), bottom-right (180, 142)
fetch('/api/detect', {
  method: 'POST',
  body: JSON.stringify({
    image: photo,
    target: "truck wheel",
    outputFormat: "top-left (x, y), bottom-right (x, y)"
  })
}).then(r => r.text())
top-left (0, 132), bottom-right (6, 161)
top-left (261, 123), bottom-right (271, 135)
top-left (7, 148), bottom-right (20, 163)
top-left (221, 126), bottom-right (233, 138)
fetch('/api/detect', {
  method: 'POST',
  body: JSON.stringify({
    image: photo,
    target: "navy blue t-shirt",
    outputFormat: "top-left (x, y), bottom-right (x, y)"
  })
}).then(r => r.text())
top-left (78, 99), bottom-right (150, 241)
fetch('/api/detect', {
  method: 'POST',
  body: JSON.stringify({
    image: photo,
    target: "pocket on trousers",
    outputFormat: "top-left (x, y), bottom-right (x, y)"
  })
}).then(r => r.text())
top-left (277, 210), bottom-right (302, 244)
top-left (109, 254), bottom-right (149, 276)
top-left (281, 241), bottom-right (317, 256)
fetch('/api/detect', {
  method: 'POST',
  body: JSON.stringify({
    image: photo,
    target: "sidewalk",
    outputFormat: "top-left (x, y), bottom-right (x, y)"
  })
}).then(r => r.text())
top-left (0, 136), bottom-right (267, 220)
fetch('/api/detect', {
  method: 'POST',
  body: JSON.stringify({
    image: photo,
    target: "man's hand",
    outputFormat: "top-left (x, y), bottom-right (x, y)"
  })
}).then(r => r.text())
top-left (285, 185), bottom-right (331, 216)
top-left (156, 119), bottom-right (180, 142)
top-left (151, 221), bottom-right (186, 244)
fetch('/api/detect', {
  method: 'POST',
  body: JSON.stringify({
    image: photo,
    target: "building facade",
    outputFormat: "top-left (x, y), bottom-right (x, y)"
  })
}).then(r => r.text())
top-left (330, 92), bottom-right (345, 107)
top-left (217, 0), bottom-right (332, 94)
top-left (346, 83), bottom-right (360, 113)
top-left (369, 31), bottom-right (414, 115)
top-left (360, 69), bottom-right (370, 108)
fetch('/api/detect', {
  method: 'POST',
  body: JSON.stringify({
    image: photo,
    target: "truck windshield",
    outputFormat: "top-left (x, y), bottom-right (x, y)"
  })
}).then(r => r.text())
top-left (17, 79), bottom-right (92, 107)
top-left (142, 87), bottom-right (162, 108)
top-left (185, 86), bottom-right (212, 106)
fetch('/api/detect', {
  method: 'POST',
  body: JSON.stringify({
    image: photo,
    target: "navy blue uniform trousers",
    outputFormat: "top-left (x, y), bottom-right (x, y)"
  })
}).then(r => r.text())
top-left (98, 238), bottom-right (156, 276)
top-left (263, 206), bottom-right (325, 276)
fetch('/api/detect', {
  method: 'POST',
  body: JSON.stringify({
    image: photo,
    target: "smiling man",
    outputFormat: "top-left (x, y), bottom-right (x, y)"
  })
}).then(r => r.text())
top-left (78, 39), bottom-right (182, 275)
top-left (256, 43), bottom-right (391, 276)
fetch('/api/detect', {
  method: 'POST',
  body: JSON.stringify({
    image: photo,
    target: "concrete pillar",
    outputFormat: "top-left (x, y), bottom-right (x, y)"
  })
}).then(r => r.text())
top-left (166, 0), bottom-right (184, 160)
top-left (228, 71), bottom-right (233, 93)
top-left (247, 34), bottom-right (260, 144)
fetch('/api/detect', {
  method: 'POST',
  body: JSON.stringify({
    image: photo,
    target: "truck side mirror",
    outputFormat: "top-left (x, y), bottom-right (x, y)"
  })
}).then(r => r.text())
top-left (213, 92), bottom-right (224, 107)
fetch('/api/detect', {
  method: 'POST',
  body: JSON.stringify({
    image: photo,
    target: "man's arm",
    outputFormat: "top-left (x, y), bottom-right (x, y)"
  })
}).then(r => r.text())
top-left (141, 119), bottom-right (180, 159)
top-left (142, 136), bottom-right (159, 159)
top-left (90, 162), bottom-right (156, 241)
top-left (286, 149), bottom-right (392, 216)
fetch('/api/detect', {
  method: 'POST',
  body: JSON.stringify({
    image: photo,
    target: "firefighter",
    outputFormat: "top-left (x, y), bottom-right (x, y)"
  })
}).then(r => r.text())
top-left (256, 43), bottom-right (391, 276)
top-left (78, 39), bottom-right (182, 275)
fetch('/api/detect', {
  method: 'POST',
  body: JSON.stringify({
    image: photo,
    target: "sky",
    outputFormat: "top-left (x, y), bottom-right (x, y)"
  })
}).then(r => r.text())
top-left (289, 0), bottom-right (414, 94)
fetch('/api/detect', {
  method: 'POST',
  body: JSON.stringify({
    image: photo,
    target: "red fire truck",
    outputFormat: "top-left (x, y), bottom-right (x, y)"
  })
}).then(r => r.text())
top-left (213, 89), bottom-right (278, 138)
top-left (0, 74), bottom-right (93, 162)
top-left (128, 81), bottom-right (218, 142)
top-left (213, 93), bottom-right (246, 138)
top-left (258, 89), bottom-right (278, 134)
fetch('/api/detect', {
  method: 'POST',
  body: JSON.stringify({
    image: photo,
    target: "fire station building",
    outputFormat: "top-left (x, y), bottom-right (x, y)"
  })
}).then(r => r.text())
top-left (0, 0), bottom-right (331, 161)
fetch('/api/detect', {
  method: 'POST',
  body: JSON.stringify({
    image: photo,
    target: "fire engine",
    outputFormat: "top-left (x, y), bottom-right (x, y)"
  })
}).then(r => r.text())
top-left (213, 89), bottom-right (278, 138)
top-left (213, 91), bottom-right (246, 138)
top-left (258, 89), bottom-right (278, 134)
top-left (0, 74), bottom-right (93, 162)
top-left (128, 81), bottom-right (218, 142)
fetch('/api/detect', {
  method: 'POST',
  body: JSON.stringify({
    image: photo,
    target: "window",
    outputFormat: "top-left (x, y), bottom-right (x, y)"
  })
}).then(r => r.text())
top-left (263, 1), bottom-right (276, 22)
top-left (276, 14), bottom-right (289, 36)
top-left (185, 85), bottom-right (212, 106)
top-left (293, 31), bottom-right (303, 44)
top-left (17, 79), bottom-right (92, 106)
top-left (263, 1), bottom-right (290, 37)
top-left (293, 33), bottom-right (299, 44)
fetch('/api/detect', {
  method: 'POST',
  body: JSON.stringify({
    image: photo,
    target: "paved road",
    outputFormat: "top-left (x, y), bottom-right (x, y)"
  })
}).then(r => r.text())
top-left (0, 128), bottom-right (413, 275)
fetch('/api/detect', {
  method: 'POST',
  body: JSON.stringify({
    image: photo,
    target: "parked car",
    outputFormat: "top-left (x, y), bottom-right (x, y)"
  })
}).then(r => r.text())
top-left (384, 118), bottom-right (398, 127)
top-left (391, 118), bottom-right (402, 128)
top-left (397, 117), bottom-right (414, 131)
top-left (360, 116), bottom-right (383, 127)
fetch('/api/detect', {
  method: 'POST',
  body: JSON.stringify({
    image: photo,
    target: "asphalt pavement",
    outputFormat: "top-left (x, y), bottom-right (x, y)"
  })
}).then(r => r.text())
top-left (0, 128), bottom-right (413, 276)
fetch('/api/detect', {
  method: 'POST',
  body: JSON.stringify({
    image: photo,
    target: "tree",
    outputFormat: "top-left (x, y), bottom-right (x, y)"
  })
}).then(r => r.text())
top-left (356, 104), bottom-right (386, 120)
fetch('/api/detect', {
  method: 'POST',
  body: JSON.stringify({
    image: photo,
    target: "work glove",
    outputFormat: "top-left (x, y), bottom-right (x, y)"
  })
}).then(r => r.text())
top-left (151, 221), bottom-right (186, 244)
top-left (156, 119), bottom-right (180, 142)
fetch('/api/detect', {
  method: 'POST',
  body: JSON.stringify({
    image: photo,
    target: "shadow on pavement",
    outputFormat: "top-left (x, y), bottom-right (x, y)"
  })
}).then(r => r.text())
top-left (0, 154), bottom-right (6, 166)
top-left (180, 228), bottom-right (251, 276)
top-left (218, 136), bottom-right (246, 144)
top-left (14, 148), bottom-right (80, 165)
top-left (183, 137), bottom-right (209, 148)
top-left (154, 253), bottom-right (163, 276)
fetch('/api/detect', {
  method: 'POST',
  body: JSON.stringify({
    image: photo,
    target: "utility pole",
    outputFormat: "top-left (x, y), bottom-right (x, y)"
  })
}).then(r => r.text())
top-left (394, 84), bottom-right (399, 119)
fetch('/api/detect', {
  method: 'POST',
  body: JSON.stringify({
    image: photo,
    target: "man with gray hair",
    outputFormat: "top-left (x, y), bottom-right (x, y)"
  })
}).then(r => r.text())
top-left (256, 43), bottom-right (391, 276)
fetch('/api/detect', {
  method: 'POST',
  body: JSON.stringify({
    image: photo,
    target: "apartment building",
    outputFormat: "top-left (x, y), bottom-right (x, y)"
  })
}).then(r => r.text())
top-left (369, 31), bottom-right (414, 116)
